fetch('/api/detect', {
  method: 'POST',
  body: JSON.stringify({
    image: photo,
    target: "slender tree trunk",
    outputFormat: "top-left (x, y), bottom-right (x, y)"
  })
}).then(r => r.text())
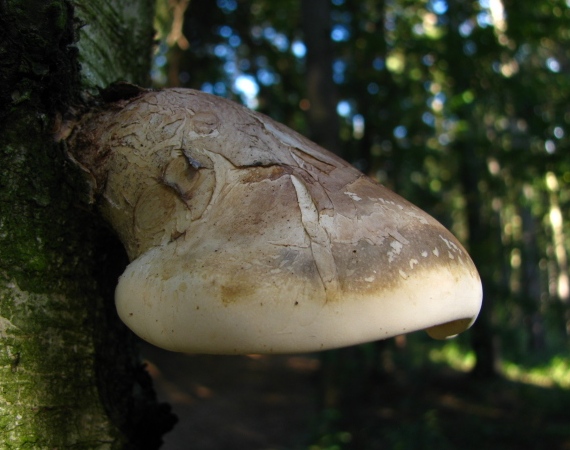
top-left (301, 0), bottom-right (341, 156)
top-left (520, 205), bottom-right (545, 350)
top-left (0, 1), bottom-right (175, 447)
top-left (459, 143), bottom-right (501, 379)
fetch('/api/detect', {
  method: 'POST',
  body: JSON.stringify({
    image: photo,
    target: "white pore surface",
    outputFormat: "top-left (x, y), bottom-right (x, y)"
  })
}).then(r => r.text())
top-left (116, 248), bottom-right (482, 354)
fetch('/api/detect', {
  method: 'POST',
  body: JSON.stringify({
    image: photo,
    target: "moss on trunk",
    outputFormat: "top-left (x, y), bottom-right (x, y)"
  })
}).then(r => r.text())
top-left (0, 0), bottom-right (175, 447)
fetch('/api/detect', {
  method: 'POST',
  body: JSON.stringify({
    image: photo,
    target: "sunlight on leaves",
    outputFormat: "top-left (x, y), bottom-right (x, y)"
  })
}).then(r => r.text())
top-left (429, 342), bottom-right (476, 372)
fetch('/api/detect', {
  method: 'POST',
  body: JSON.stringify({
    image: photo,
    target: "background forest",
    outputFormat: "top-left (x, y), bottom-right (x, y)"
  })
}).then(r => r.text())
top-left (146, 0), bottom-right (570, 448)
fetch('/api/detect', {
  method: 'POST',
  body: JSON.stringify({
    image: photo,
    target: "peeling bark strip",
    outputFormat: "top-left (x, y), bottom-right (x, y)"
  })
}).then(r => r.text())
top-left (67, 87), bottom-right (483, 355)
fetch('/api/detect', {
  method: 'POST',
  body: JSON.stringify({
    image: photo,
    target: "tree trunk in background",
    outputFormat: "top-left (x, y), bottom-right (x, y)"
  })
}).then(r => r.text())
top-left (0, 1), bottom-right (175, 447)
top-left (301, 0), bottom-right (341, 156)
top-left (459, 143), bottom-right (501, 379)
top-left (520, 205), bottom-right (546, 350)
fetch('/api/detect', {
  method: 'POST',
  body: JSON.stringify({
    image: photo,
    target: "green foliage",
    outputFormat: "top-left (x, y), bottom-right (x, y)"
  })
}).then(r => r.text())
top-left (503, 355), bottom-right (570, 388)
top-left (160, 1), bottom-right (570, 447)
top-left (429, 340), bottom-right (476, 372)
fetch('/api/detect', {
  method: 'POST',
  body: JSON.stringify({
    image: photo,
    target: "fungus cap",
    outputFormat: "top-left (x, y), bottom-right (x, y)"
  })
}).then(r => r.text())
top-left (69, 87), bottom-right (482, 354)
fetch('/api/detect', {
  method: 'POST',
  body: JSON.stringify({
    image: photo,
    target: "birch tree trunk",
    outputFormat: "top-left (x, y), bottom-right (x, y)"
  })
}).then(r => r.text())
top-left (0, 1), bottom-right (175, 447)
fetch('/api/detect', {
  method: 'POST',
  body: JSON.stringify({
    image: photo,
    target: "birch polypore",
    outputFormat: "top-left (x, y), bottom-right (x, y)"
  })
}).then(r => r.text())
top-left (68, 87), bottom-right (482, 354)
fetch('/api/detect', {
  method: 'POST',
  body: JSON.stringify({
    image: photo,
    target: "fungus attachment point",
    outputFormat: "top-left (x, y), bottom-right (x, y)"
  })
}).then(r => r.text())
top-left (68, 87), bottom-right (482, 354)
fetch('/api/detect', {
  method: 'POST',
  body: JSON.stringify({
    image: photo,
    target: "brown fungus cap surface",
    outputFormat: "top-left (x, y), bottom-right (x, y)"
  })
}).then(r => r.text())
top-left (68, 88), bottom-right (482, 354)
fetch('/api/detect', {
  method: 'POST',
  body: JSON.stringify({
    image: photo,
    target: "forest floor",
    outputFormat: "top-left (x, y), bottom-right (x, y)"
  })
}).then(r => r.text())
top-left (140, 342), bottom-right (321, 450)
top-left (141, 342), bottom-right (570, 450)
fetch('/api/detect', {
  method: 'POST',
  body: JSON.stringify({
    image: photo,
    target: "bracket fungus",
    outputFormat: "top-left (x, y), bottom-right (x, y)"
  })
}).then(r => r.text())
top-left (67, 86), bottom-right (482, 354)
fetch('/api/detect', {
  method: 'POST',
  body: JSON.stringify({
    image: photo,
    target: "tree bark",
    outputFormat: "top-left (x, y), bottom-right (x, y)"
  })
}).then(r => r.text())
top-left (0, 1), bottom-right (175, 447)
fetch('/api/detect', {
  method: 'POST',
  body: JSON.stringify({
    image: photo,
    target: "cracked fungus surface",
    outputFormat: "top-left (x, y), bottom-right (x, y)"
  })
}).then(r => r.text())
top-left (70, 88), bottom-right (482, 353)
